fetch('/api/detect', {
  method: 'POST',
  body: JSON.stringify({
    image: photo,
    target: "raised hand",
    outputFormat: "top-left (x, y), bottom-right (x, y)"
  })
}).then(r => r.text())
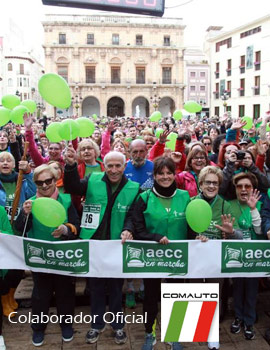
top-left (215, 214), bottom-right (235, 238)
top-left (159, 130), bottom-right (170, 144)
top-left (246, 189), bottom-right (261, 210)
top-left (23, 113), bottom-right (33, 130)
top-left (170, 151), bottom-right (182, 164)
top-left (256, 140), bottom-right (267, 156)
top-left (64, 144), bottom-right (77, 166)
top-left (231, 118), bottom-right (247, 130)
top-left (107, 121), bottom-right (116, 134)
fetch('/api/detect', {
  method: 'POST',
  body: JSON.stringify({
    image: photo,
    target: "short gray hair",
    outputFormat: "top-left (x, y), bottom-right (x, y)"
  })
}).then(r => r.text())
top-left (33, 164), bottom-right (58, 182)
top-left (104, 151), bottom-right (126, 166)
top-left (130, 139), bottom-right (146, 150)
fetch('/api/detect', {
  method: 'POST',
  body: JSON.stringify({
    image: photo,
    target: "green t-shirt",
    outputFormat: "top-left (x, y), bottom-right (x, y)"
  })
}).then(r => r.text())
top-left (84, 163), bottom-right (102, 177)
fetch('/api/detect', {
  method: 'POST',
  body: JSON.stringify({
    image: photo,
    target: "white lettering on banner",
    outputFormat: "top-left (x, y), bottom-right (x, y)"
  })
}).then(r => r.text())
top-left (1, 234), bottom-right (270, 278)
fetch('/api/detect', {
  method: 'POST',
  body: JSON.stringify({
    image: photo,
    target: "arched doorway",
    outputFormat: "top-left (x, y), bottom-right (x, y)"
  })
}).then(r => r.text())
top-left (107, 97), bottom-right (125, 117)
top-left (82, 96), bottom-right (100, 117)
top-left (132, 96), bottom-right (149, 118)
top-left (159, 97), bottom-right (176, 117)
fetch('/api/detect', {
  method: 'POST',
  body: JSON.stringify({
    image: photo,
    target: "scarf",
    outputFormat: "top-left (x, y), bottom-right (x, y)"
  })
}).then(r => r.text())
top-left (152, 180), bottom-right (177, 198)
top-left (0, 171), bottom-right (18, 183)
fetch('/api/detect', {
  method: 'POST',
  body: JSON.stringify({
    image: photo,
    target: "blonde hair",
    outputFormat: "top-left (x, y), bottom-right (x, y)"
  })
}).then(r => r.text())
top-left (33, 164), bottom-right (58, 183)
top-left (198, 165), bottom-right (223, 186)
top-left (77, 139), bottom-right (100, 160)
top-left (0, 151), bottom-right (15, 168)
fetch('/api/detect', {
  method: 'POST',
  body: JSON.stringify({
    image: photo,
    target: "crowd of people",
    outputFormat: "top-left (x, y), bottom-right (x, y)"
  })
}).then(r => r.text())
top-left (1, 111), bottom-right (270, 350)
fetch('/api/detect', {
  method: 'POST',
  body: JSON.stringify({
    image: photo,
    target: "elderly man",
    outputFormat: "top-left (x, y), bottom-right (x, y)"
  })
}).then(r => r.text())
top-left (64, 150), bottom-right (140, 346)
top-left (124, 139), bottom-right (154, 191)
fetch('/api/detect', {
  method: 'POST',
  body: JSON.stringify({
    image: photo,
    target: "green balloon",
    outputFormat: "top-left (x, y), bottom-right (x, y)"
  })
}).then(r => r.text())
top-left (165, 133), bottom-right (177, 151)
top-left (0, 107), bottom-right (11, 127)
top-left (10, 105), bottom-right (29, 125)
top-left (186, 199), bottom-right (212, 233)
top-left (266, 123), bottom-right (270, 132)
top-left (241, 116), bottom-right (253, 130)
top-left (76, 117), bottom-right (95, 137)
top-left (38, 73), bottom-right (71, 109)
top-left (155, 128), bottom-right (164, 138)
top-left (150, 111), bottom-right (162, 122)
top-left (32, 197), bottom-right (66, 228)
top-left (59, 119), bottom-right (80, 141)
top-left (46, 122), bottom-right (62, 142)
top-left (92, 114), bottom-right (98, 120)
top-left (173, 109), bottom-right (183, 121)
top-left (21, 99), bottom-right (37, 113)
top-left (184, 101), bottom-right (202, 113)
top-left (1, 95), bottom-right (20, 110)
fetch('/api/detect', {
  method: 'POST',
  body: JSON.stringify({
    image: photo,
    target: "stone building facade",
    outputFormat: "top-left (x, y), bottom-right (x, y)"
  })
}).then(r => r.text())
top-left (42, 14), bottom-right (185, 118)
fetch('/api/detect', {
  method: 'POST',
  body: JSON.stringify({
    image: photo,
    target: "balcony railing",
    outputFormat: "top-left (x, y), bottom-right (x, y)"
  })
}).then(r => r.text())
top-left (215, 72), bottom-right (219, 79)
top-left (226, 69), bottom-right (231, 77)
top-left (254, 62), bottom-right (261, 71)
top-left (239, 66), bottom-right (245, 74)
top-left (78, 78), bottom-right (181, 85)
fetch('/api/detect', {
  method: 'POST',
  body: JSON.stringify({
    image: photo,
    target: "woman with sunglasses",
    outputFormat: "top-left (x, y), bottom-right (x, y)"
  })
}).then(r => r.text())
top-left (192, 166), bottom-right (242, 350)
top-left (229, 172), bottom-right (263, 341)
top-left (15, 164), bottom-right (80, 347)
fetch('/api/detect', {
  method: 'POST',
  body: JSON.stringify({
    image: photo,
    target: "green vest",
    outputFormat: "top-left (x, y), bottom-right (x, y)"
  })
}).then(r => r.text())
top-left (194, 194), bottom-right (231, 239)
top-left (28, 193), bottom-right (71, 241)
top-left (229, 199), bottom-right (262, 240)
top-left (80, 173), bottom-right (140, 240)
top-left (141, 189), bottom-right (190, 240)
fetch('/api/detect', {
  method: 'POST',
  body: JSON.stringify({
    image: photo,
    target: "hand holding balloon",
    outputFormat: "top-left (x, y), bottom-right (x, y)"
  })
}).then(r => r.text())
top-left (51, 224), bottom-right (68, 238)
top-left (23, 200), bottom-right (33, 215)
top-left (23, 113), bottom-right (33, 130)
top-left (64, 144), bottom-right (77, 166)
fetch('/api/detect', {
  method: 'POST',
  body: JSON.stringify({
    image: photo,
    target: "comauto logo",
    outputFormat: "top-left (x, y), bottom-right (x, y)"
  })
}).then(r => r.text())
top-left (161, 283), bottom-right (219, 343)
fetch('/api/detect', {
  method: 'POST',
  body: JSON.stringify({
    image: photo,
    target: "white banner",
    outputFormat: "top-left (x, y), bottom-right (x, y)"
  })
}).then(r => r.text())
top-left (0, 233), bottom-right (270, 278)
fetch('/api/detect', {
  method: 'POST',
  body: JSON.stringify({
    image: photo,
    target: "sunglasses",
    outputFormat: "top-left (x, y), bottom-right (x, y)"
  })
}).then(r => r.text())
top-left (35, 178), bottom-right (54, 187)
top-left (236, 184), bottom-right (252, 190)
top-left (204, 142), bottom-right (212, 146)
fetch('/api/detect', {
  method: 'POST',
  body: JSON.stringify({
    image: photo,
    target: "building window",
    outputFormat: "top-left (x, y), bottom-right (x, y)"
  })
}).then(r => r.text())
top-left (214, 82), bottom-right (219, 99)
top-left (57, 66), bottom-right (68, 82)
top-left (23, 78), bottom-right (27, 87)
top-left (87, 33), bottom-right (94, 45)
top-left (227, 81), bottom-right (231, 97)
top-left (86, 67), bottom-right (95, 83)
top-left (190, 86), bottom-right (196, 91)
top-left (19, 64), bottom-right (24, 75)
top-left (8, 78), bottom-right (13, 87)
top-left (253, 104), bottom-right (260, 119)
top-left (215, 63), bottom-right (219, 79)
top-left (239, 78), bottom-right (245, 96)
top-left (136, 67), bottom-right (145, 84)
top-left (216, 37), bottom-right (232, 52)
top-left (190, 71), bottom-right (196, 77)
top-left (200, 71), bottom-right (206, 77)
top-left (200, 86), bottom-right (205, 91)
top-left (111, 67), bottom-right (120, 83)
top-left (59, 33), bottom-right (66, 44)
top-left (7, 63), bottom-right (12, 71)
top-left (163, 35), bottom-right (170, 46)
top-left (162, 67), bottom-right (171, 84)
top-left (254, 76), bottom-right (260, 95)
top-left (214, 107), bottom-right (220, 116)
top-left (227, 59), bottom-right (232, 76)
top-left (136, 35), bottom-right (143, 46)
top-left (255, 51), bottom-right (261, 70)
top-left (239, 105), bottom-right (245, 118)
top-left (240, 55), bottom-right (245, 73)
top-left (112, 34), bottom-right (119, 45)
top-left (240, 26), bottom-right (261, 38)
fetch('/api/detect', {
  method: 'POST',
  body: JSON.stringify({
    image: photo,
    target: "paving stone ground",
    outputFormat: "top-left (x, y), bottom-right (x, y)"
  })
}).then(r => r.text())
top-left (2, 273), bottom-right (270, 350)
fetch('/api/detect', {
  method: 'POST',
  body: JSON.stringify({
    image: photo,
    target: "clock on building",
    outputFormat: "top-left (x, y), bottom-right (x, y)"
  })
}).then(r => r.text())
top-left (42, 0), bottom-right (165, 17)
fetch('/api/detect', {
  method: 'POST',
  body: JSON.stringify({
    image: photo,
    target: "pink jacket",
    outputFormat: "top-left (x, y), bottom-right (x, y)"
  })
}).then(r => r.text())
top-left (175, 171), bottom-right (198, 198)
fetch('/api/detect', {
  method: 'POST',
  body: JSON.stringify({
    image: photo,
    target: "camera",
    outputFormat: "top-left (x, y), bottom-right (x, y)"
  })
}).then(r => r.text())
top-left (236, 150), bottom-right (246, 160)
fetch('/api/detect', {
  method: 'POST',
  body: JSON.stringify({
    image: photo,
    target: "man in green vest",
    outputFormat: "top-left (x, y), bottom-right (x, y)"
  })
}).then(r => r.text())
top-left (64, 149), bottom-right (140, 346)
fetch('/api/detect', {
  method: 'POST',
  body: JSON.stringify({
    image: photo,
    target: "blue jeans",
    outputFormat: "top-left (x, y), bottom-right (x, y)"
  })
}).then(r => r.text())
top-left (232, 277), bottom-right (258, 326)
top-left (89, 277), bottom-right (124, 330)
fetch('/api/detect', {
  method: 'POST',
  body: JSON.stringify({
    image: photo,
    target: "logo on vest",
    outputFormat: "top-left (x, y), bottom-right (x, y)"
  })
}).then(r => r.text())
top-left (23, 239), bottom-right (89, 274)
top-left (117, 203), bottom-right (129, 212)
top-left (123, 242), bottom-right (188, 274)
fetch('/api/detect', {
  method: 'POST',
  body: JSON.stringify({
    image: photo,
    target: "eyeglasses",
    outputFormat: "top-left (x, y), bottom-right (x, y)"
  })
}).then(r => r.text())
top-left (203, 181), bottom-right (219, 187)
top-left (49, 147), bottom-right (60, 151)
top-left (203, 142), bottom-right (212, 146)
top-left (192, 156), bottom-right (206, 161)
top-left (35, 178), bottom-right (54, 187)
top-left (236, 184), bottom-right (252, 190)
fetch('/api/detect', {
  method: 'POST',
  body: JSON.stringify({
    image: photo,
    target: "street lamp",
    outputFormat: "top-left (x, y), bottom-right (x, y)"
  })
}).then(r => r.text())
top-left (71, 94), bottom-right (82, 117)
top-left (220, 91), bottom-right (229, 112)
top-left (37, 102), bottom-right (45, 118)
top-left (15, 90), bottom-right (21, 101)
top-left (150, 94), bottom-right (161, 111)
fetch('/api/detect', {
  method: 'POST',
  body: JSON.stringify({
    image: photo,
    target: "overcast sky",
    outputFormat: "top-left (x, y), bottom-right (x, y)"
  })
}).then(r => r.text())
top-left (1, 0), bottom-right (270, 59)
